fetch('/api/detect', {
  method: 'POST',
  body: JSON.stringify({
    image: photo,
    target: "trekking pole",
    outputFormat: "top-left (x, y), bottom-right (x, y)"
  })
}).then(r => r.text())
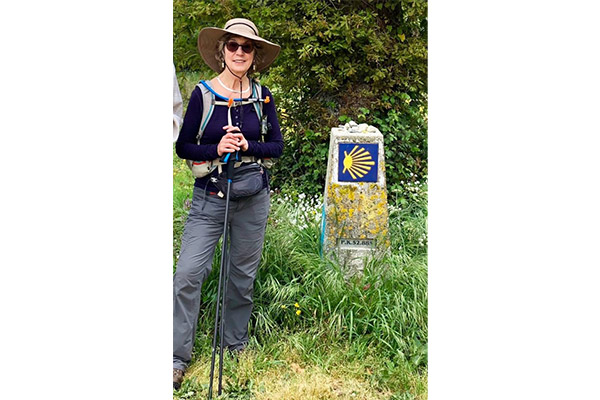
top-left (208, 151), bottom-right (238, 400)
top-left (217, 238), bottom-right (232, 395)
top-left (217, 152), bottom-right (237, 396)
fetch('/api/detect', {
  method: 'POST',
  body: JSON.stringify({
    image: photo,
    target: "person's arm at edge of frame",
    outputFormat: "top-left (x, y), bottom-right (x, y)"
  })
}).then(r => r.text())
top-left (173, 64), bottom-right (183, 143)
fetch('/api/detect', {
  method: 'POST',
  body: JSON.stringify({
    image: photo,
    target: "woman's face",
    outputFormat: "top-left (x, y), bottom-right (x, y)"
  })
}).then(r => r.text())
top-left (223, 36), bottom-right (255, 76)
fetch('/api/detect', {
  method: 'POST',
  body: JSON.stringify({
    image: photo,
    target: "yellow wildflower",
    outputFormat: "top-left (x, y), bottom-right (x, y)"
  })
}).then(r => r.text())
top-left (294, 303), bottom-right (300, 308)
top-left (296, 310), bottom-right (301, 315)
top-left (281, 305), bottom-right (287, 309)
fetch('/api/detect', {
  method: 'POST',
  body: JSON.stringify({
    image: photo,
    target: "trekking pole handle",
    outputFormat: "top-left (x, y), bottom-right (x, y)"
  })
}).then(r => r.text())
top-left (223, 151), bottom-right (238, 180)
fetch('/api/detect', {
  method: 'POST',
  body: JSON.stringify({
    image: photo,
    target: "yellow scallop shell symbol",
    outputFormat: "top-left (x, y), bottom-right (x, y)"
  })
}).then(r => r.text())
top-left (342, 145), bottom-right (376, 179)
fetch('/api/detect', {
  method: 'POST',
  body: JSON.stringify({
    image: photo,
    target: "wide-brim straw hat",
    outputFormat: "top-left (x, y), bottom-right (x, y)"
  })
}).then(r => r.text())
top-left (198, 18), bottom-right (281, 73)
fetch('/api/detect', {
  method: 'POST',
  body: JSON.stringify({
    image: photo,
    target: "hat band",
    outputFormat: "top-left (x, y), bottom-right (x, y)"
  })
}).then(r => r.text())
top-left (224, 22), bottom-right (258, 36)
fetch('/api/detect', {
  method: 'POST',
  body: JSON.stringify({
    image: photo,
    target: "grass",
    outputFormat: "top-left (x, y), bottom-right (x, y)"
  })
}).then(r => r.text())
top-left (177, 342), bottom-right (427, 400)
top-left (173, 147), bottom-right (428, 399)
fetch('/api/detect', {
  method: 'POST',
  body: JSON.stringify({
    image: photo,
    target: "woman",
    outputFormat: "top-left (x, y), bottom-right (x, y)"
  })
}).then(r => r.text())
top-left (173, 18), bottom-right (283, 389)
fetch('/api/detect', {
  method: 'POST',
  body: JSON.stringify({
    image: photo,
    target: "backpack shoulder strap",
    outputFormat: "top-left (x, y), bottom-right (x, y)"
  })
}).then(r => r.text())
top-left (196, 80), bottom-right (215, 144)
top-left (251, 80), bottom-right (263, 120)
top-left (251, 80), bottom-right (269, 143)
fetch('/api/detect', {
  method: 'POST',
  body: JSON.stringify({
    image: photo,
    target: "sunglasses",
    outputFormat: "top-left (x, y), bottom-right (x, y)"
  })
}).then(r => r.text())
top-left (225, 41), bottom-right (255, 54)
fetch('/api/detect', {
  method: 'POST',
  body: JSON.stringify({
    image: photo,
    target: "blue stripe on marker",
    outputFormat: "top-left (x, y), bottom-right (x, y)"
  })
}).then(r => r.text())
top-left (320, 204), bottom-right (326, 257)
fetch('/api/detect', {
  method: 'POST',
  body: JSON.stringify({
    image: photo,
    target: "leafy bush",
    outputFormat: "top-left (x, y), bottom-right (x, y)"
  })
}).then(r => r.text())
top-left (174, 0), bottom-right (427, 198)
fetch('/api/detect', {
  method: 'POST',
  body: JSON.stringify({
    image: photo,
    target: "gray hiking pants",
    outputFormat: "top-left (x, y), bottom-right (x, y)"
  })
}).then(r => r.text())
top-left (173, 186), bottom-right (270, 371)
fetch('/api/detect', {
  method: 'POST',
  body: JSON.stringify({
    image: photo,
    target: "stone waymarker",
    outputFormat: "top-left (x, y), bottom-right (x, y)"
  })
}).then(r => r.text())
top-left (321, 121), bottom-right (390, 275)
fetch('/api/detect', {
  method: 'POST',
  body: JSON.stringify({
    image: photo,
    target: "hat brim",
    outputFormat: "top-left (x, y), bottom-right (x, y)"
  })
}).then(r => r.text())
top-left (198, 27), bottom-right (281, 73)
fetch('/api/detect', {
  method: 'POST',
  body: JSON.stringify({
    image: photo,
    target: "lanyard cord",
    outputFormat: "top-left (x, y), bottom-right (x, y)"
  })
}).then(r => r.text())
top-left (224, 63), bottom-right (245, 130)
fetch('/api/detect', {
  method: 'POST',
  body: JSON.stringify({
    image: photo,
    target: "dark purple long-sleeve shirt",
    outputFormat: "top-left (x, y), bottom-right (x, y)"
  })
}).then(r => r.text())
top-left (176, 83), bottom-right (284, 190)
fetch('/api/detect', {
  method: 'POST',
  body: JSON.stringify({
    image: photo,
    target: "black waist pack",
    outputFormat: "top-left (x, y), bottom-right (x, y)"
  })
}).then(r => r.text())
top-left (212, 162), bottom-right (265, 199)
